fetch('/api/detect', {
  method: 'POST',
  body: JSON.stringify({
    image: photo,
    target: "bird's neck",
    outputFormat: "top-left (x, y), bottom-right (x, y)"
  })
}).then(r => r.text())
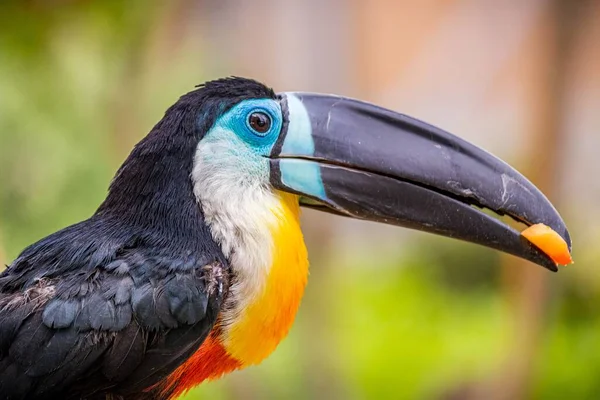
top-left (165, 187), bottom-right (308, 396)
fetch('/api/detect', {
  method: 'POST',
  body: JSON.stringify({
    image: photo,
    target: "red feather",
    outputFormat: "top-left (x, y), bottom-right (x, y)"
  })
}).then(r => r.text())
top-left (161, 330), bottom-right (242, 399)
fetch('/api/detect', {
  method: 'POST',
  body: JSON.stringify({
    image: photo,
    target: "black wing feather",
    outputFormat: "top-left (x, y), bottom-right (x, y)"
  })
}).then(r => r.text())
top-left (0, 214), bottom-right (229, 400)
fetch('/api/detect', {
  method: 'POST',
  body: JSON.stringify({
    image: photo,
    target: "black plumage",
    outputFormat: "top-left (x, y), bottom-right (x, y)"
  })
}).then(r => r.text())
top-left (0, 77), bottom-right (276, 399)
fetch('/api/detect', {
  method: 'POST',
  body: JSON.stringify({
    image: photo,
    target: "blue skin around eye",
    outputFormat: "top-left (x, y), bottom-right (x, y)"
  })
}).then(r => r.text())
top-left (211, 99), bottom-right (283, 154)
top-left (201, 95), bottom-right (326, 202)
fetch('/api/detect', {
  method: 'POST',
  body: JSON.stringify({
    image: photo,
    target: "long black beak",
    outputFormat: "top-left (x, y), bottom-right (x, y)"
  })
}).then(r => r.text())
top-left (269, 92), bottom-right (571, 272)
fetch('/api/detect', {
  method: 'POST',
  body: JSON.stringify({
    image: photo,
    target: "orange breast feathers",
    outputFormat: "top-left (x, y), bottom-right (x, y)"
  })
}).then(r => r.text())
top-left (162, 332), bottom-right (241, 399)
top-left (163, 192), bottom-right (309, 398)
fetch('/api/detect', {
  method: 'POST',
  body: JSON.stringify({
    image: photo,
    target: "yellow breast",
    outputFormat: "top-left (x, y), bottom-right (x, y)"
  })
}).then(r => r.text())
top-left (222, 192), bottom-right (309, 365)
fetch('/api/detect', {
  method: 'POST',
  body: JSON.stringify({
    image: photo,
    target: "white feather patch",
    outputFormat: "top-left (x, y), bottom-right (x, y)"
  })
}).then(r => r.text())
top-left (192, 135), bottom-right (281, 327)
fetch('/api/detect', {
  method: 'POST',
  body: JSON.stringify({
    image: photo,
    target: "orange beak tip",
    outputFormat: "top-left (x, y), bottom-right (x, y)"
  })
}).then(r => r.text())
top-left (521, 223), bottom-right (573, 267)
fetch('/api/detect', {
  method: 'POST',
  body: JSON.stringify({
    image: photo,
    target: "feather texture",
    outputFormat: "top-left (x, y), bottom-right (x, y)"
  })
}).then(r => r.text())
top-left (0, 222), bottom-right (228, 399)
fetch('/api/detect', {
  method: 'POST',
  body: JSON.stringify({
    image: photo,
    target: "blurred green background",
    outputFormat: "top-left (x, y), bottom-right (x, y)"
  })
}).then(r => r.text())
top-left (1, 1), bottom-right (600, 399)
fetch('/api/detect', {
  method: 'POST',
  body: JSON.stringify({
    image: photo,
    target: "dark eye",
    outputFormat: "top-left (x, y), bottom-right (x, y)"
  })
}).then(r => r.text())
top-left (248, 112), bottom-right (272, 134)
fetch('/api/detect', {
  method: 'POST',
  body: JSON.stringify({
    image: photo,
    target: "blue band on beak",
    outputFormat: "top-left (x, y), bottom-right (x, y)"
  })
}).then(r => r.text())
top-left (278, 94), bottom-right (327, 201)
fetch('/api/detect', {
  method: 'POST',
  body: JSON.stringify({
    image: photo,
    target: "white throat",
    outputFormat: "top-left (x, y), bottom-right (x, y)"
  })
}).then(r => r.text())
top-left (192, 139), bottom-right (281, 326)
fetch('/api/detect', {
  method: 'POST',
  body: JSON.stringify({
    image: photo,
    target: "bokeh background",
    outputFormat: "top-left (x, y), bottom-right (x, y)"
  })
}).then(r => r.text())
top-left (1, 0), bottom-right (599, 399)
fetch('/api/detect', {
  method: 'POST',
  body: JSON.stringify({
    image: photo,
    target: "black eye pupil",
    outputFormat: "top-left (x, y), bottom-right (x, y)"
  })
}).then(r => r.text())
top-left (249, 112), bottom-right (271, 134)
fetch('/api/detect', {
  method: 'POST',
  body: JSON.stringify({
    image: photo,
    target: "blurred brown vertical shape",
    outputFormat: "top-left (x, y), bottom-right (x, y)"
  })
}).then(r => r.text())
top-left (352, 0), bottom-right (455, 102)
top-left (484, 1), bottom-right (585, 399)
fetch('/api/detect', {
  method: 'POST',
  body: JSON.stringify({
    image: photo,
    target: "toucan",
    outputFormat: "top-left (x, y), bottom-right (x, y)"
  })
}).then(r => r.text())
top-left (0, 77), bottom-right (570, 399)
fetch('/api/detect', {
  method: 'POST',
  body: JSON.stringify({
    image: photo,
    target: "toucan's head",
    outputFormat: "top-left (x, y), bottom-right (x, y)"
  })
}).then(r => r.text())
top-left (102, 77), bottom-right (569, 271)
